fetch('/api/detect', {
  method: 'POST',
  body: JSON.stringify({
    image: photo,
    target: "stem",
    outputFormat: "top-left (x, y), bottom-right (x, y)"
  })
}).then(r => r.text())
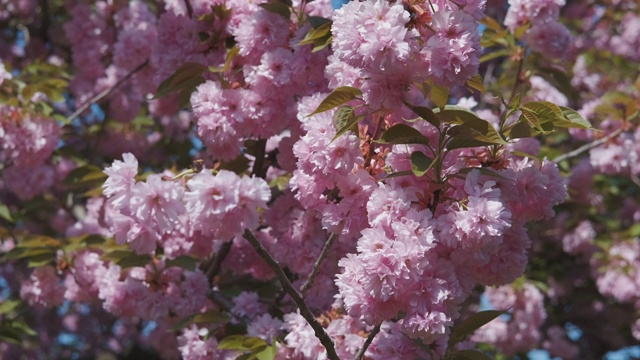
top-left (242, 229), bottom-right (339, 360)
top-left (205, 240), bottom-right (233, 281)
top-left (553, 128), bottom-right (623, 163)
top-left (210, 290), bottom-right (250, 323)
top-left (353, 323), bottom-right (381, 360)
top-left (253, 138), bottom-right (268, 178)
top-left (300, 231), bottom-right (339, 296)
top-left (65, 61), bottom-right (148, 123)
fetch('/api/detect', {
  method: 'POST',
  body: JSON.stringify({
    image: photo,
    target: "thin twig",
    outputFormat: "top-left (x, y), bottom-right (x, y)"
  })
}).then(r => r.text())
top-left (253, 138), bottom-right (268, 178)
top-left (300, 231), bottom-right (339, 296)
top-left (242, 229), bottom-right (339, 360)
top-left (205, 240), bottom-right (233, 281)
top-left (65, 61), bottom-right (148, 123)
top-left (210, 290), bottom-right (250, 323)
top-left (353, 323), bottom-right (382, 360)
top-left (553, 128), bottom-right (623, 163)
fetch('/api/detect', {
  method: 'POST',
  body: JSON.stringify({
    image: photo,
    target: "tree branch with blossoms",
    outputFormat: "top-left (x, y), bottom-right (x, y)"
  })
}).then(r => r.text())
top-left (242, 229), bottom-right (340, 360)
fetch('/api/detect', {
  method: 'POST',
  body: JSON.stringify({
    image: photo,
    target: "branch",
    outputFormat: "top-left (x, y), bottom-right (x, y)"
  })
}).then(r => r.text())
top-left (205, 240), bottom-right (232, 281)
top-left (300, 230), bottom-right (339, 296)
top-left (553, 128), bottom-right (623, 163)
top-left (252, 138), bottom-right (268, 178)
top-left (242, 229), bottom-right (339, 360)
top-left (65, 61), bottom-right (148, 123)
top-left (210, 290), bottom-right (250, 323)
top-left (353, 323), bottom-right (381, 360)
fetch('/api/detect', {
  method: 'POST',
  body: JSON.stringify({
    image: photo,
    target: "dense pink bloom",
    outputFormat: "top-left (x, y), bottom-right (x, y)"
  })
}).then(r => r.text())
top-left (525, 22), bottom-right (573, 59)
top-left (185, 169), bottom-right (271, 240)
top-left (0, 106), bottom-right (59, 167)
top-left (331, 0), bottom-right (417, 71)
top-left (20, 266), bottom-right (65, 308)
top-left (425, 10), bottom-right (482, 87)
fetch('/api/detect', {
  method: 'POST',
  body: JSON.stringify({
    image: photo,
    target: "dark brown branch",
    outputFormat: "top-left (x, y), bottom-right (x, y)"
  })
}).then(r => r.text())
top-left (353, 323), bottom-right (381, 360)
top-left (300, 231), bottom-right (339, 296)
top-left (242, 229), bottom-right (339, 360)
top-left (66, 61), bottom-right (148, 123)
top-left (205, 240), bottom-right (232, 281)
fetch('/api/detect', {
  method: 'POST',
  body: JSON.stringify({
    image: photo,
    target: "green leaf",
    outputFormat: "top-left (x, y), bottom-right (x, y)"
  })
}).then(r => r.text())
top-left (311, 35), bottom-right (332, 52)
top-left (506, 120), bottom-right (535, 139)
top-left (448, 350), bottom-right (493, 360)
top-left (170, 314), bottom-right (197, 331)
top-left (219, 335), bottom-right (268, 351)
top-left (194, 310), bottom-right (231, 324)
top-left (480, 16), bottom-right (502, 31)
top-left (435, 106), bottom-right (486, 126)
top-left (555, 106), bottom-right (592, 129)
top-left (299, 21), bottom-right (332, 45)
top-left (383, 170), bottom-right (414, 180)
top-left (155, 62), bottom-right (208, 99)
top-left (28, 253), bottom-right (56, 267)
top-left (307, 16), bottom-right (331, 28)
top-left (446, 119), bottom-right (506, 149)
top-left (101, 250), bottom-right (152, 268)
top-left (429, 82), bottom-right (449, 109)
top-left (411, 151), bottom-right (434, 177)
top-left (375, 124), bottom-right (430, 146)
top-left (449, 310), bottom-right (507, 346)
top-left (254, 343), bottom-right (277, 360)
top-left (332, 106), bottom-right (361, 141)
top-left (64, 165), bottom-right (109, 188)
top-left (630, 223), bottom-right (640, 237)
top-left (457, 167), bottom-right (511, 181)
top-left (436, 106), bottom-right (507, 149)
top-left (507, 93), bottom-right (521, 117)
top-left (0, 204), bottom-right (13, 223)
top-left (19, 236), bottom-right (62, 248)
top-left (165, 255), bottom-right (198, 271)
top-left (259, 2), bottom-right (291, 19)
top-left (519, 101), bottom-right (564, 133)
top-left (402, 100), bottom-right (440, 127)
top-left (0, 300), bottom-right (20, 315)
top-left (466, 74), bottom-right (487, 94)
top-left (308, 87), bottom-right (362, 116)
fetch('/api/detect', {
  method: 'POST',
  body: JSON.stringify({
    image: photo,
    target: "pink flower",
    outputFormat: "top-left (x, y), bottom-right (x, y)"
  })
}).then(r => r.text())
top-left (20, 266), bottom-right (65, 308)
top-left (103, 153), bottom-right (139, 211)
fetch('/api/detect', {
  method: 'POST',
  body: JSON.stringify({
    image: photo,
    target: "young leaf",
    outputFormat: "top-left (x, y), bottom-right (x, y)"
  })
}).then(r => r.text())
top-left (465, 74), bottom-right (487, 94)
top-left (402, 100), bottom-right (440, 127)
top-left (429, 82), bottom-right (449, 109)
top-left (0, 300), bottom-right (20, 315)
top-left (411, 151), bottom-right (434, 177)
top-left (446, 124), bottom-right (506, 149)
top-left (480, 16), bottom-right (502, 31)
top-left (435, 106), bottom-right (485, 126)
top-left (165, 255), bottom-right (198, 271)
top-left (447, 350), bottom-right (493, 360)
top-left (506, 120), bottom-right (535, 139)
top-left (307, 16), bottom-right (331, 28)
top-left (383, 170), bottom-right (414, 180)
top-left (308, 87), bottom-right (362, 116)
top-left (0, 204), bottom-right (13, 223)
top-left (259, 2), bottom-right (291, 19)
top-left (299, 21), bottom-right (332, 45)
top-left (219, 335), bottom-right (267, 351)
top-left (556, 106), bottom-right (592, 129)
top-left (448, 310), bottom-right (507, 346)
top-left (154, 62), bottom-right (207, 99)
top-left (479, 49), bottom-right (510, 63)
top-left (375, 124), bottom-right (430, 146)
top-left (254, 343), bottom-right (277, 360)
top-left (332, 106), bottom-right (362, 141)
